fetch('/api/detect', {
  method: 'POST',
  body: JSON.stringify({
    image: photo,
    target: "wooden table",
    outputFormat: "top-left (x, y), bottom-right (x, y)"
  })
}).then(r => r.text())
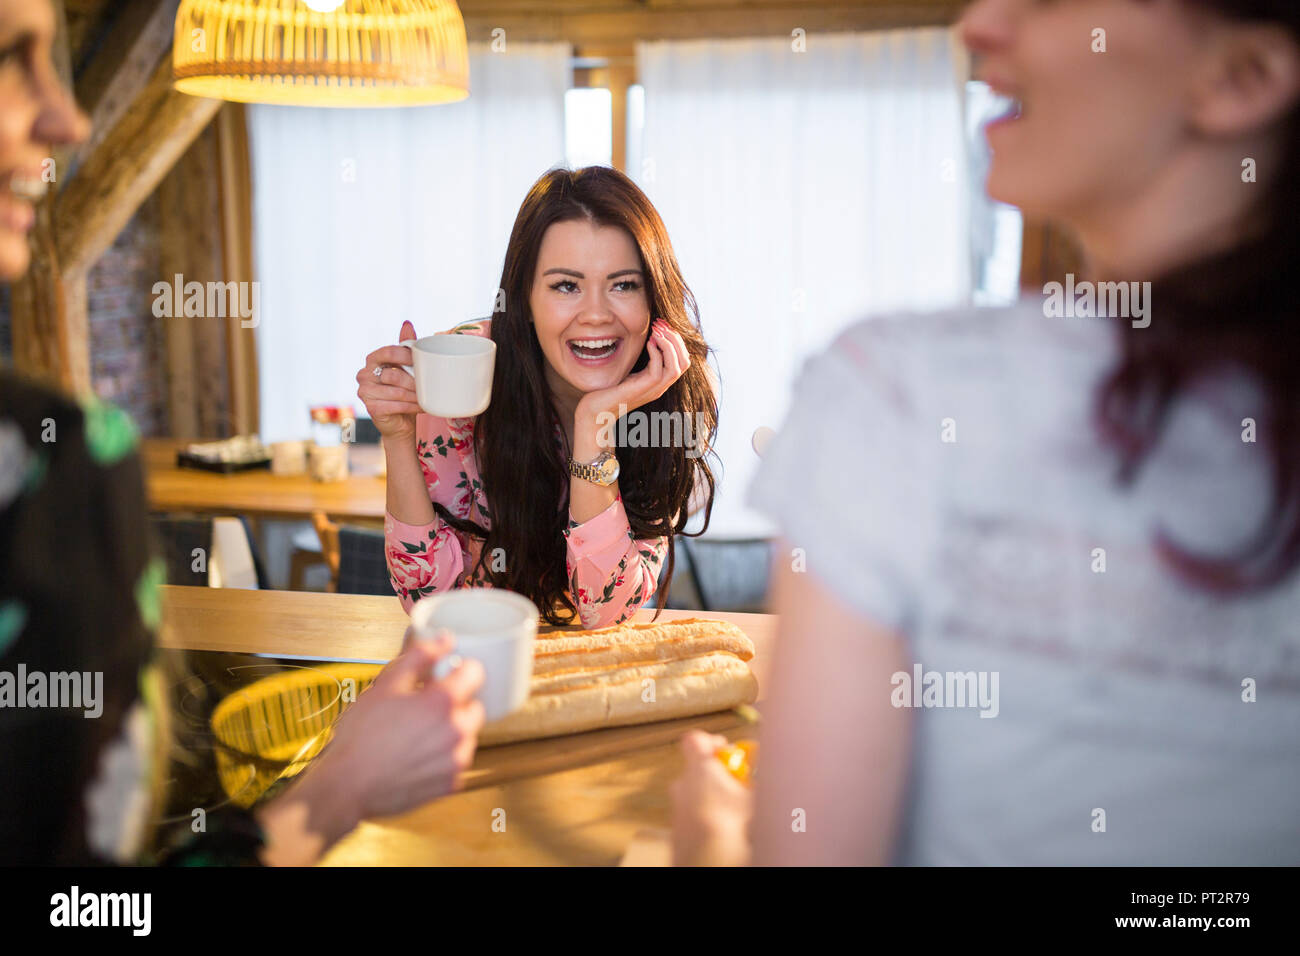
top-left (160, 586), bottom-right (775, 865)
top-left (143, 439), bottom-right (387, 521)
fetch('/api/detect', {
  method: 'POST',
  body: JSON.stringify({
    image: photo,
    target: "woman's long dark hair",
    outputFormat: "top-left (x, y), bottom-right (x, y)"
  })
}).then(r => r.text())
top-left (1097, 0), bottom-right (1300, 592)
top-left (434, 166), bottom-right (718, 624)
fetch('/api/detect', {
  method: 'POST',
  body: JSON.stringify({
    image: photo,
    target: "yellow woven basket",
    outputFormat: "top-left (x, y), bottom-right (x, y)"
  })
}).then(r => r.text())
top-left (210, 663), bottom-right (383, 808)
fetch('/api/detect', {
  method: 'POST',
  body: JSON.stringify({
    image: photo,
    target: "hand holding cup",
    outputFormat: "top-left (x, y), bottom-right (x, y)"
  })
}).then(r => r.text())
top-left (357, 320), bottom-right (497, 441)
top-left (356, 320), bottom-right (422, 443)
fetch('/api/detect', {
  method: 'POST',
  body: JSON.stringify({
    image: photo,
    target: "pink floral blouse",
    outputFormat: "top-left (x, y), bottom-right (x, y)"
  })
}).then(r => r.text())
top-left (384, 319), bottom-right (668, 628)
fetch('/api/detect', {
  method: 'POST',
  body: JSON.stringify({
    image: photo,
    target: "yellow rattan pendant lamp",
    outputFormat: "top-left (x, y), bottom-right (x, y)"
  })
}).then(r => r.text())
top-left (173, 0), bottom-right (470, 107)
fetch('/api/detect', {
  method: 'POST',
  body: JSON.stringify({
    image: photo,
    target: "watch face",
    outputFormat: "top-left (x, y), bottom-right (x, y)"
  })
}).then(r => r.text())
top-left (600, 453), bottom-right (620, 483)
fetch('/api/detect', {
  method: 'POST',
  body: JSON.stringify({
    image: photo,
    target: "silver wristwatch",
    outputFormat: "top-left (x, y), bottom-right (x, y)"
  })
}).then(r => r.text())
top-left (568, 450), bottom-right (620, 486)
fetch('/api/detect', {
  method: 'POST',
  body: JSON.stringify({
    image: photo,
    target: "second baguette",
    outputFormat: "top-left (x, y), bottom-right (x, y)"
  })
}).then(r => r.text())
top-left (532, 617), bottom-right (755, 675)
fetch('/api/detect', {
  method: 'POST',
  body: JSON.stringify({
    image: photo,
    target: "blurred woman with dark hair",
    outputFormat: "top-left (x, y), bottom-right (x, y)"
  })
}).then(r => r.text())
top-left (673, 0), bottom-right (1300, 865)
top-left (358, 166), bottom-right (719, 627)
top-left (0, 0), bottom-right (485, 865)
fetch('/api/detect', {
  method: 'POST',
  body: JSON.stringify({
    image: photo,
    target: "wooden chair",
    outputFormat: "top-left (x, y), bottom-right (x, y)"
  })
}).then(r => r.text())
top-left (310, 510), bottom-right (341, 592)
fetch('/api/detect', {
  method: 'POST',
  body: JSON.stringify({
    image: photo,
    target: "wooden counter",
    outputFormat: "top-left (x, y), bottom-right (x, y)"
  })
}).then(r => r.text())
top-left (160, 586), bottom-right (775, 865)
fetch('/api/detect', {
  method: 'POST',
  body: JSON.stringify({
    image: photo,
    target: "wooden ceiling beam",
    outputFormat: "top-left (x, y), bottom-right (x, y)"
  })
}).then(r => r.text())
top-left (459, 0), bottom-right (966, 43)
top-left (55, 57), bottom-right (221, 278)
top-left (71, 0), bottom-right (181, 176)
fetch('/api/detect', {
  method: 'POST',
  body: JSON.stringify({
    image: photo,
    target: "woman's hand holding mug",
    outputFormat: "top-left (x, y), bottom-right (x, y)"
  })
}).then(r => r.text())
top-left (289, 634), bottom-right (484, 823)
top-left (320, 631), bottom-right (486, 818)
top-left (356, 320), bottom-right (422, 444)
top-left (255, 634), bottom-right (485, 865)
top-left (357, 320), bottom-right (496, 440)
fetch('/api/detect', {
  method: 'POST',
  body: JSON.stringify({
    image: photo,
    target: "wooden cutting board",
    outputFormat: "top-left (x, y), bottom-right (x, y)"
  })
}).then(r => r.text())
top-left (461, 616), bottom-right (768, 789)
top-left (460, 705), bottom-right (757, 791)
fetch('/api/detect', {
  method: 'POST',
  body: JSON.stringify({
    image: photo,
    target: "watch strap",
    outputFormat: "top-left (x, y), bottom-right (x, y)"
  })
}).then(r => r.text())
top-left (568, 452), bottom-right (614, 485)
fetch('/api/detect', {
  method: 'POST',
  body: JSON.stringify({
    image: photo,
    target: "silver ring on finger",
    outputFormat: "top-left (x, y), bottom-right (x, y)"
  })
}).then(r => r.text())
top-left (372, 364), bottom-right (387, 378)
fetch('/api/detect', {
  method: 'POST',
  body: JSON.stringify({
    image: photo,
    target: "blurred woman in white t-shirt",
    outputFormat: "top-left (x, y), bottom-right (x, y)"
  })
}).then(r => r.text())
top-left (671, 0), bottom-right (1300, 865)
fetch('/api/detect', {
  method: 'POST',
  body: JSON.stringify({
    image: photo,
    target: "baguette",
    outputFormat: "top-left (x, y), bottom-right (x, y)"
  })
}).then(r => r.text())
top-left (478, 618), bottom-right (759, 747)
top-left (531, 617), bottom-right (754, 676)
top-left (479, 652), bottom-right (757, 746)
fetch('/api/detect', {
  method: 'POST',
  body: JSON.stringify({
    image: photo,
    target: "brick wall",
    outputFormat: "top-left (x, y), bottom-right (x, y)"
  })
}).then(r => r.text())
top-left (0, 194), bottom-right (169, 436)
top-left (88, 193), bottom-right (168, 436)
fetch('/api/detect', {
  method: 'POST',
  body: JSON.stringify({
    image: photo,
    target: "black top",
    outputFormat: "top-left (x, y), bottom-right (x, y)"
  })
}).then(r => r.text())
top-left (0, 371), bottom-right (263, 865)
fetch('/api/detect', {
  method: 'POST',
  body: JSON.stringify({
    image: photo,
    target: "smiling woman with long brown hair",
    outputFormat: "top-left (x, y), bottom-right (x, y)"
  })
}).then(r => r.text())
top-left (358, 166), bottom-right (719, 627)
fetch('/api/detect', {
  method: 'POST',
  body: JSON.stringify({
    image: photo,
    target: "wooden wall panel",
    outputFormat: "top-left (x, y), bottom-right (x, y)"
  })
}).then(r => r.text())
top-left (10, 213), bottom-right (89, 395)
top-left (10, 0), bottom-right (88, 395)
top-left (158, 122), bottom-right (230, 438)
top-left (215, 103), bottom-right (259, 437)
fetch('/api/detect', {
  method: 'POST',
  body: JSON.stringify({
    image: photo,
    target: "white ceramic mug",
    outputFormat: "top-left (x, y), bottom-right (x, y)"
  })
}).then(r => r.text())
top-left (409, 589), bottom-right (538, 721)
top-left (392, 334), bottom-right (496, 419)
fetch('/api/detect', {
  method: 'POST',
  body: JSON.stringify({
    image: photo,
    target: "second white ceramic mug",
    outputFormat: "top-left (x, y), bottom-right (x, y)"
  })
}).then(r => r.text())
top-left (409, 589), bottom-right (538, 722)
top-left (392, 333), bottom-right (496, 419)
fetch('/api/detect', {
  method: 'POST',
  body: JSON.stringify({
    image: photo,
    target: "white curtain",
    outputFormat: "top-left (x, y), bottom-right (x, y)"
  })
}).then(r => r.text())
top-left (248, 42), bottom-right (571, 444)
top-left (634, 28), bottom-right (972, 536)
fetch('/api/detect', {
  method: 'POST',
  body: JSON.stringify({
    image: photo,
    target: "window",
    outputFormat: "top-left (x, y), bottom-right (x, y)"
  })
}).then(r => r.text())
top-left (564, 87), bottom-right (612, 168)
top-left (966, 80), bottom-right (1023, 306)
